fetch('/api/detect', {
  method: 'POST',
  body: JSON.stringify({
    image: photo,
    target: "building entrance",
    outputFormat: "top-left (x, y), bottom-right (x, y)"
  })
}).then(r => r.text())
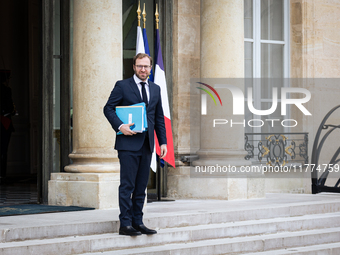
top-left (0, 0), bottom-right (42, 204)
top-left (1, 0), bottom-right (71, 205)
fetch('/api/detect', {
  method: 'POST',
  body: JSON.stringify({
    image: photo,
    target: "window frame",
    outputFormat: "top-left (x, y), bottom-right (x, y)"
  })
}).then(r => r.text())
top-left (244, 0), bottom-right (290, 134)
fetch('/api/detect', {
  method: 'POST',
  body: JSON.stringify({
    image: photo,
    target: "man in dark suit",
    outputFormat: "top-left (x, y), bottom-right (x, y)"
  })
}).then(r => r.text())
top-left (104, 53), bottom-right (167, 236)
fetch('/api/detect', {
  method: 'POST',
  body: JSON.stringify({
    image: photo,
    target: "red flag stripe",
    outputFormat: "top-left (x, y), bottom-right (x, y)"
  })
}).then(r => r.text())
top-left (154, 116), bottom-right (176, 168)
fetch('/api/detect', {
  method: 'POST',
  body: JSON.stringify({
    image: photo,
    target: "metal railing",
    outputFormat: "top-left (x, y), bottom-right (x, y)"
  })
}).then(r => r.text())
top-left (245, 132), bottom-right (308, 166)
top-left (311, 105), bottom-right (340, 194)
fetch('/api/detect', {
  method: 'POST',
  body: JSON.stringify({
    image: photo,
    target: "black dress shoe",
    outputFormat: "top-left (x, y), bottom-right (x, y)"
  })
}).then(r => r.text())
top-left (119, 226), bottom-right (142, 236)
top-left (132, 224), bottom-right (157, 235)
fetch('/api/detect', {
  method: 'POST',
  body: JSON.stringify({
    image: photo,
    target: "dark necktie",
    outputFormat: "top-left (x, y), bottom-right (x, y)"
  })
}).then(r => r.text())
top-left (140, 82), bottom-right (148, 107)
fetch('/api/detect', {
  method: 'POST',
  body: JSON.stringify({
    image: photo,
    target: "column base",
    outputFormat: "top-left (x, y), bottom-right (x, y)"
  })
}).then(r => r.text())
top-left (167, 166), bottom-right (265, 200)
top-left (48, 172), bottom-right (120, 209)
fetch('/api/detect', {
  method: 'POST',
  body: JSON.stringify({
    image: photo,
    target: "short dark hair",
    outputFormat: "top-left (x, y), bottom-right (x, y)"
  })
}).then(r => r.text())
top-left (133, 53), bottom-right (152, 66)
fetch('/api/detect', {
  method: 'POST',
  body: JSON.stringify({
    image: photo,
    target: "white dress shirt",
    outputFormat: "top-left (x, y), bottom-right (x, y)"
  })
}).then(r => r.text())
top-left (133, 74), bottom-right (149, 103)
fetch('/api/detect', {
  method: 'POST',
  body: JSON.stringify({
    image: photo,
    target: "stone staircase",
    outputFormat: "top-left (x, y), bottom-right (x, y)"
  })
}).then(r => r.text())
top-left (1, 193), bottom-right (340, 254)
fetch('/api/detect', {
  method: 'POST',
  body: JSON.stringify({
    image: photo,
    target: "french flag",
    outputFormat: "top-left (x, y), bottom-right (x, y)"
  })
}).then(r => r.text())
top-left (154, 29), bottom-right (175, 168)
top-left (141, 27), bottom-right (158, 172)
top-left (136, 25), bottom-right (144, 55)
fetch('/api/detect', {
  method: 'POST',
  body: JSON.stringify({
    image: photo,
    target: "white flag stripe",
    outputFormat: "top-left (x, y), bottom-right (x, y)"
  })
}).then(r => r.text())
top-left (154, 64), bottom-right (170, 119)
top-left (136, 26), bottom-right (145, 54)
top-left (151, 144), bottom-right (157, 172)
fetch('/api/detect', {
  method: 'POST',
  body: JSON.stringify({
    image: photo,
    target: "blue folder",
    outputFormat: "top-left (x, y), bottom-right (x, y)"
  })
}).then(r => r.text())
top-left (131, 102), bottom-right (148, 130)
top-left (116, 103), bottom-right (147, 135)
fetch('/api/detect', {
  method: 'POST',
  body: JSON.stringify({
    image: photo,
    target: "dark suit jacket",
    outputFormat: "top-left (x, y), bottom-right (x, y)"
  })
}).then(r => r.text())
top-left (104, 77), bottom-right (167, 152)
top-left (1, 84), bottom-right (15, 132)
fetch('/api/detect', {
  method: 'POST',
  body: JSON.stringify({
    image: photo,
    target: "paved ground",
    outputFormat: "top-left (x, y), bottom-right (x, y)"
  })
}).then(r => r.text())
top-left (0, 182), bottom-right (37, 205)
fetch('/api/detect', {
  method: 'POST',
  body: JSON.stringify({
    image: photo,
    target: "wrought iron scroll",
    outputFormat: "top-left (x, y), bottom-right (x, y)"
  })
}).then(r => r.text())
top-left (244, 135), bottom-right (254, 160)
top-left (245, 133), bottom-right (308, 167)
top-left (311, 105), bottom-right (340, 194)
top-left (299, 134), bottom-right (309, 166)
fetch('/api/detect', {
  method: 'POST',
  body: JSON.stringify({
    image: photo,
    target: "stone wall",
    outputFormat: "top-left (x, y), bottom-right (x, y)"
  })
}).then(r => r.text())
top-left (168, 0), bottom-right (264, 200)
top-left (167, 0), bottom-right (200, 198)
top-left (289, 0), bottom-right (340, 193)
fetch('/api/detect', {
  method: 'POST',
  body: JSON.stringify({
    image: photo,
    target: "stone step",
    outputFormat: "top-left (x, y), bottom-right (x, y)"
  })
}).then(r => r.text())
top-left (81, 241), bottom-right (340, 255)
top-left (1, 220), bottom-right (340, 255)
top-left (242, 242), bottom-right (340, 254)
top-left (0, 219), bottom-right (119, 243)
top-left (2, 198), bottom-right (340, 243)
top-left (174, 212), bottom-right (340, 242)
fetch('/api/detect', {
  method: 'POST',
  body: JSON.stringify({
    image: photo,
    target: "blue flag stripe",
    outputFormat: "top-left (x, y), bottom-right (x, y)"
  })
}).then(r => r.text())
top-left (155, 29), bottom-right (165, 71)
top-left (142, 28), bottom-right (154, 82)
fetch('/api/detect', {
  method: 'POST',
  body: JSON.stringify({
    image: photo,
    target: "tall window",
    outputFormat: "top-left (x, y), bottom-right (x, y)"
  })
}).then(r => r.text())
top-left (244, 0), bottom-right (289, 133)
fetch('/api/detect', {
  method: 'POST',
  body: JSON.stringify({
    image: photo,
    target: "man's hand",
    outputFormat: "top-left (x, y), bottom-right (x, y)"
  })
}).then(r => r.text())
top-left (160, 144), bottom-right (167, 159)
top-left (120, 123), bottom-right (137, 136)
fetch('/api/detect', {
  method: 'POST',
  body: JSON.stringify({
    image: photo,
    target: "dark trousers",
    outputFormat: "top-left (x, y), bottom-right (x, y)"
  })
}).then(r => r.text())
top-left (118, 138), bottom-right (152, 227)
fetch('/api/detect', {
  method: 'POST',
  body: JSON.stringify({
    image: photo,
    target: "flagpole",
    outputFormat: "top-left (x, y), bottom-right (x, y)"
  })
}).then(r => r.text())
top-left (137, 1), bottom-right (141, 27)
top-left (155, 3), bottom-right (159, 30)
top-left (155, 3), bottom-right (161, 202)
top-left (136, 1), bottom-right (145, 55)
top-left (142, 3), bottom-right (146, 29)
top-left (154, 3), bottom-right (174, 202)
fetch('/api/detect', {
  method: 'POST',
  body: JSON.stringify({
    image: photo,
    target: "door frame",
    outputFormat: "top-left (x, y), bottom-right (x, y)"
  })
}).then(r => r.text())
top-left (41, 0), bottom-right (70, 204)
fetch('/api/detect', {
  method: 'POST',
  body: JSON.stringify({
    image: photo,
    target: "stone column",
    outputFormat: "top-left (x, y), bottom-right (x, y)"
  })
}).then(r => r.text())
top-left (49, 0), bottom-right (122, 209)
top-left (167, 0), bottom-right (202, 199)
top-left (193, 0), bottom-right (264, 199)
top-left (199, 0), bottom-right (245, 159)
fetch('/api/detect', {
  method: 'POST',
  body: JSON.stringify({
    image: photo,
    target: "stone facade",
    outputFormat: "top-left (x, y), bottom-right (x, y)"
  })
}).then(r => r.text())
top-left (290, 0), bottom-right (340, 193)
top-left (48, 0), bottom-right (122, 209)
top-left (49, 0), bottom-right (340, 208)
top-left (168, 0), bottom-right (264, 200)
